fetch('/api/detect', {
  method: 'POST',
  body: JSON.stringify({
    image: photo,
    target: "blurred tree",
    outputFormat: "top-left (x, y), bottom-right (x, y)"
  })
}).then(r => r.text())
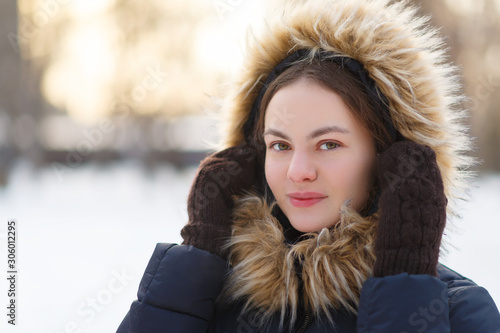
top-left (1, 2), bottom-right (20, 118)
top-left (0, 1), bottom-right (19, 184)
top-left (0, 1), bottom-right (45, 178)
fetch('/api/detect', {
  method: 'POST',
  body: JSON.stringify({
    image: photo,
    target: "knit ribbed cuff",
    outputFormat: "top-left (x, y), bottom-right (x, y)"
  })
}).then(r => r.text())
top-left (180, 223), bottom-right (230, 260)
top-left (373, 247), bottom-right (439, 277)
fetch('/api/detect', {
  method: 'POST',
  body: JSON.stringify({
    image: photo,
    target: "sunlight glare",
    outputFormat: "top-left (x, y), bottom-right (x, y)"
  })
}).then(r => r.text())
top-left (42, 22), bottom-right (117, 124)
top-left (193, 0), bottom-right (268, 78)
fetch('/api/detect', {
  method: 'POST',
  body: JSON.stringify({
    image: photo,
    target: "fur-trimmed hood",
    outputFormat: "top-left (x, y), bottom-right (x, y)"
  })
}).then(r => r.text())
top-left (220, 0), bottom-right (472, 219)
top-left (216, 0), bottom-right (473, 327)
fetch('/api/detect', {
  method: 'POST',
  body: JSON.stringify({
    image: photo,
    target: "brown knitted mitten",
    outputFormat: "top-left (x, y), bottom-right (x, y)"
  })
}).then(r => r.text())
top-left (181, 144), bottom-right (260, 259)
top-left (374, 141), bottom-right (447, 277)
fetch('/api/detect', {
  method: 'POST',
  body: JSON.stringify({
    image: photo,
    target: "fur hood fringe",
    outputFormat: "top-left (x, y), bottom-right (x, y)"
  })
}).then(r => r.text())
top-left (221, 195), bottom-right (377, 327)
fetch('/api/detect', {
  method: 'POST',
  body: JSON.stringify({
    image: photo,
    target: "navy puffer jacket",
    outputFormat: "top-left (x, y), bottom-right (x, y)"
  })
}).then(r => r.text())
top-left (117, 243), bottom-right (500, 332)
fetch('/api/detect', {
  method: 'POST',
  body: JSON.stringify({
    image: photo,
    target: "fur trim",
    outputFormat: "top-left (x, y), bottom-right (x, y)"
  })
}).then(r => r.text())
top-left (219, 0), bottom-right (474, 228)
top-left (221, 194), bottom-right (377, 327)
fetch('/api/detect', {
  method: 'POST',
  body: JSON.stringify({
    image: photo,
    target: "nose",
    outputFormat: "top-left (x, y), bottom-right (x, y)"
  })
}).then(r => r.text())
top-left (287, 150), bottom-right (317, 183)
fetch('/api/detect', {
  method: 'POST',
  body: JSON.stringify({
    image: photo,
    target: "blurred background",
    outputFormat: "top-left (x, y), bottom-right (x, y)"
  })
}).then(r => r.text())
top-left (0, 0), bottom-right (499, 332)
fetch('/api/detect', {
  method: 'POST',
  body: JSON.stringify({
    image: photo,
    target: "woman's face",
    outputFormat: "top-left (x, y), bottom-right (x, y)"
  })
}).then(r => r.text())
top-left (264, 77), bottom-right (376, 232)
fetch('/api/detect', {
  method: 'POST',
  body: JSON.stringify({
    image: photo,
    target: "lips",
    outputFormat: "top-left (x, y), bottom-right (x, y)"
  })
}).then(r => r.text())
top-left (287, 192), bottom-right (327, 208)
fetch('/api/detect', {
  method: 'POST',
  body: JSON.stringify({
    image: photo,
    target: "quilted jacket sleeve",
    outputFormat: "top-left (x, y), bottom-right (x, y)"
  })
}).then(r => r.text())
top-left (447, 279), bottom-right (500, 333)
top-left (357, 272), bottom-right (500, 333)
top-left (116, 243), bottom-right (227, 333)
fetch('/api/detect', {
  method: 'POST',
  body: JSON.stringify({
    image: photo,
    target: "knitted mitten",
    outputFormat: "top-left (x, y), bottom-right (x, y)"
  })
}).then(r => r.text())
top-left (374, 141), bottom-right (447, 277)
top-left (181, 144), bottom-right (260, 259)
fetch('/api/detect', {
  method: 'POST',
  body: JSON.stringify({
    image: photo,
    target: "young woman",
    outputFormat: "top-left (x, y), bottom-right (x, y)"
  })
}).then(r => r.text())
top-left (117, 0), bottom-right (500, 332)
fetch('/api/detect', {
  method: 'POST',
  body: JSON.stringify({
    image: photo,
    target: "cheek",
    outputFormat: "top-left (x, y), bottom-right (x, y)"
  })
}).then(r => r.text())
top-left (348, 152), bottom-right (376, 204)
top-left (264, 157), bottom-right (282, 194)
top-left (326, 151), bottom-right (375, 203)
top-left (265, 156), bottom-right (293, 203)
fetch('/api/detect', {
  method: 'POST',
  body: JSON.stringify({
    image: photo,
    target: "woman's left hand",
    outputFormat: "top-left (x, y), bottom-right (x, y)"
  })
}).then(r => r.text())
top-left (373, 141), bottom-right (447, 277)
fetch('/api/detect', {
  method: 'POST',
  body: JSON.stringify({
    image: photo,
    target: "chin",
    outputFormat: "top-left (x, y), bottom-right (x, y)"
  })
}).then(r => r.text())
top-left (289, 216), bottom-right (340, 233)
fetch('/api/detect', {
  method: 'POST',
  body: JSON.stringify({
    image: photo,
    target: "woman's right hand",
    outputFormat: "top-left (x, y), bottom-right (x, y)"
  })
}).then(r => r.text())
top-left (181, 143), bottom-right (261, 259)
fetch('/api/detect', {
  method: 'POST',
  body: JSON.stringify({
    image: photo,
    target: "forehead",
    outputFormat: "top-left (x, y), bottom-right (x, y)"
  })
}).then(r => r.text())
top-left (264, 78), bottom-right (359, 132)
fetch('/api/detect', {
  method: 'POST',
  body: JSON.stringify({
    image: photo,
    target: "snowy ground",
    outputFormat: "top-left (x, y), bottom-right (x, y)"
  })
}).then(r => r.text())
top-left (0, 161), bottom-right (498, 332)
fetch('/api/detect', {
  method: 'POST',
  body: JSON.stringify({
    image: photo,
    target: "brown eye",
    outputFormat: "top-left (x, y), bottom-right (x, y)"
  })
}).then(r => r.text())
top-left (270, 143), bottom-right (290, 151)
top-left (320, 142), bottom-right (339, 150)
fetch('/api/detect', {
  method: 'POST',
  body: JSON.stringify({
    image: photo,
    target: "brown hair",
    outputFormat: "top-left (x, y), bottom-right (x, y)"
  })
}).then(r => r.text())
top-left (251, 58), bottom-right (394, 154)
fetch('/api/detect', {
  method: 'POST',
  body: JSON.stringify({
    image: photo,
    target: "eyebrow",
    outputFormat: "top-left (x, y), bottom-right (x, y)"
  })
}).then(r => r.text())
top-left (263, 126), bottom-right (350, 140)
